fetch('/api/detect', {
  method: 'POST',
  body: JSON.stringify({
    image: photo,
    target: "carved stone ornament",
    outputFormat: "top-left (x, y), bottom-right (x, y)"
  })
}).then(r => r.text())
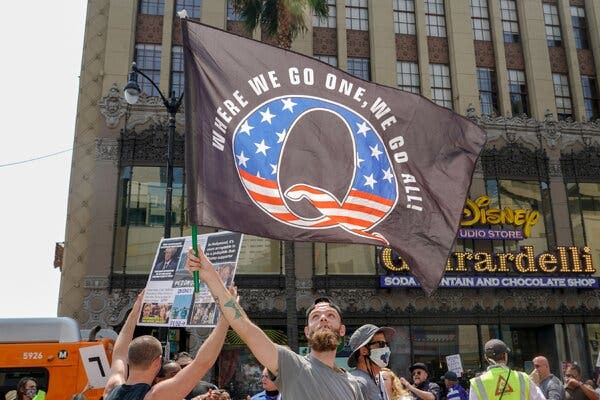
top-left (100, 84), bottom-right (127, 128)
top-left (80, 288), bottom-right (140, 329)
top-left (95, 138), bottom-right (119, 162)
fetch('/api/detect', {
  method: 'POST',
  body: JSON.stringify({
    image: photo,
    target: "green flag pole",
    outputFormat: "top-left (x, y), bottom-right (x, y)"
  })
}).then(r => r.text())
top-left (192, 225), bottom-right (200, 292)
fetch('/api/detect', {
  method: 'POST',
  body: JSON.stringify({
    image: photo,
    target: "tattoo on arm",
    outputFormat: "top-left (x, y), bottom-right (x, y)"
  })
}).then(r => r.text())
top-left (224, 299), bottom-right (243, 319)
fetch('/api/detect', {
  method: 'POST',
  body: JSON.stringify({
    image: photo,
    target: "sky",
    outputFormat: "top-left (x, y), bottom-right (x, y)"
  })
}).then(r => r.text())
top-left (0, 2), bottom-right (86, 317)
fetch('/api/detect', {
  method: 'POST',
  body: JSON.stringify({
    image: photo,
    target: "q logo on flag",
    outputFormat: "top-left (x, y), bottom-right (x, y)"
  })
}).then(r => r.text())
top-left (232, 96), bottom-right (398, 244)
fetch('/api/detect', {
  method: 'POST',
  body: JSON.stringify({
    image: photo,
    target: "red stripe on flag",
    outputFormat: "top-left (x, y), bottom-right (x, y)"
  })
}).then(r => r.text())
top-left (239, 169), bottom-right (279, 189)
top-left (349, 189), bottom-right (395, 206)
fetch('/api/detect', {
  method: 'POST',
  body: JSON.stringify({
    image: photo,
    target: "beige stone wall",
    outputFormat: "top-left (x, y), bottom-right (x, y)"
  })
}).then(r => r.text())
top-left (488, 0), bottom-right (511, 116)
top-left (368, 0), bottom-right (396, 86)
top-left (445, 0), bottom-right (478, 115)
top-left (60, 0), bottom-right (124, 318)
top-left (517, 1), bottom-right (556, 120)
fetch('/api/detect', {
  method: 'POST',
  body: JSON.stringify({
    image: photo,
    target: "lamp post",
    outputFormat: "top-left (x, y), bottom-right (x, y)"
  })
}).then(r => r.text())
top-left (124, 62), bottom-right (184, 239)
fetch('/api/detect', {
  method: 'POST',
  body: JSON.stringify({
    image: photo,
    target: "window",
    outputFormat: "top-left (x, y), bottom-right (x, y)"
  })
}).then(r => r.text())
top-left (237, 236), bottom-right (282, 274)
top-left (315, 55), bottom-right (338, 67)
top-left (508, 69), bottom-right (528, 116)
top-left (553, 73), bottom-right (572, 121)
top-left (139, 0), bottom-right (165, 15)
top-left (170, 46), bottom-right (184, 98)
top-left (477, 68), bottom-right (498, 115)
top-left (471, 0), bottom-right (491, 41)
top-left (393, 0), bottom-right (416, 35)
top-left (397, 61), bottom-right (420, 94)
top-left (582, 76), bottom-right (600, 121)
top-left (571, 6), bottom-right (589, 49)
top-left (345, 0), bottom-right (369, 31)
top-left (347, 58), bottom-right (370, 80)
top-left (486, 179), bottom-right (553, 253)
top-left (314, 243), bottom-right (376, 274)
top-left (543, 4), bottom-right (562, 47)
top-left (500, 0), bottom-right (520, 43)
top-left (226, 0), bottom-right (242, 21)
top-left (175, 0), bottom-right (201, 19)
top-left (118, 166), bottom-right (186, 273)
top-left (425, 0), bottom-right (446, 37)
top-left (567, 182), bottom-right (600, 269)
top-left (313, 0), bottom-right (336, 28)
top-left (134, 44), bottom-right (162, 97)
top-left (429, 64), bottom-right (452, 108)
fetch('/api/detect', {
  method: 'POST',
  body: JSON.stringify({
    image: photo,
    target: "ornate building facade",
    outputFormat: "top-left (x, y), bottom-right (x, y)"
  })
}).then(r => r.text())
top-left (62, 0), bottom-right (600, 393)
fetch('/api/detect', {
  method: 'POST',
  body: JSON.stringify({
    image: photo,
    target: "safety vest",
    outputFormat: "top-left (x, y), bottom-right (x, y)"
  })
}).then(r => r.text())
top-left (470, 366), bottom-right (530, 400)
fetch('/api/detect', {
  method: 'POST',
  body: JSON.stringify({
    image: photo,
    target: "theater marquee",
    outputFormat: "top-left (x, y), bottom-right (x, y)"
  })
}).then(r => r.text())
top-left (380, 246), bottom-right (599, 289)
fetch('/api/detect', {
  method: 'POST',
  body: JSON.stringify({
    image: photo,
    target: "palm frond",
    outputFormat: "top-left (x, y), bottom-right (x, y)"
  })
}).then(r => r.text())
top-left (226, 329), bottom-right (289, 346)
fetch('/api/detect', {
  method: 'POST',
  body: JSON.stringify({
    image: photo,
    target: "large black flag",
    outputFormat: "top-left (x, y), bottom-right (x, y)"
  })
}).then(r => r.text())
top-left (182, 19), bottom-right (485, 293)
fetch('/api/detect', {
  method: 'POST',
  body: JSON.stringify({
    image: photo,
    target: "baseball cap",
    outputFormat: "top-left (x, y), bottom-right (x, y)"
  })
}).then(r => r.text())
top-left (409, 362), bottom-right (429, 374)
top-left (442, 371), bottom-right (458, 381)
top-left (347, 324), bottom-right (395, 367)
top-left (484, 339), bottom-right (511, 358)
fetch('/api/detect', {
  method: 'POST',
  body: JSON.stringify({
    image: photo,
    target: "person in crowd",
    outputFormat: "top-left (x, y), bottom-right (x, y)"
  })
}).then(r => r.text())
top-left (381, 368), bottom-right (411, 400)
top-left (174, 352), bottom-right (194, 369)
top-left (102, 290), bottom-right (230, 400)
top-left (186, 248), bottom-right (365, 399)
top-left (564, 364), bottom-right (599, 400)
top-left (469, 339), bottom-right (545, 400)
top-left (531, 355), bottom-right (564, 400)
top-left (399, 363), bottom-right (440, 400)
top-left (441, 371), bottom-right (467, 400)
top-left (250, 367), bottom-right (281, 400)
top-left (16, 377), bottom-right (41, 400)
top-left (348, 324), bottom-right (395, 399)
top-left (153, 360), bottom-right (182, 384)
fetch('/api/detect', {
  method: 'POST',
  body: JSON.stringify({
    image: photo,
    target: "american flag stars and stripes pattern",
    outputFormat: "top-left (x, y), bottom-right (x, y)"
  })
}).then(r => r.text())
top-left (232, 96), bottom-right (399, 244)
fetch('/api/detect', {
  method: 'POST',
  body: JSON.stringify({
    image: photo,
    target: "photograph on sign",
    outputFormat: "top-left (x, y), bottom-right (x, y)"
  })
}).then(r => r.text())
top-left (138, 231), bottom-right (243, 328)
top-left (79, 345), bottom-right (111, 388)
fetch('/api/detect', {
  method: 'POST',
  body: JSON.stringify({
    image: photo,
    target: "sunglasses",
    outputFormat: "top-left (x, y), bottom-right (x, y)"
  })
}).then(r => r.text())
top-left (368, 340), bottom-right (389, 348)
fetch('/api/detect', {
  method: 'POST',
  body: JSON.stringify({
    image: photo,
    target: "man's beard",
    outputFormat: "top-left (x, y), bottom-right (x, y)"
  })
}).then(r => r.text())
top-left (307, 326), bottom-right (341, 352)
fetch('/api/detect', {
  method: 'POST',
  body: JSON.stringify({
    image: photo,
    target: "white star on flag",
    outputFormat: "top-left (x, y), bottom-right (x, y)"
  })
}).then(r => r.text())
top-left (275, 129), bottom-right (287, 143)
top-left (239, 120), bottom-right (253, 135)
top-left (260, 108), bottom-right (276, 124)
top-left (382, 167), bottom-right (394, 183)
top-left (370, 144), bottom-right (383, 160)
top-left (255, 139), bottom-right (271, 156)
top-left (281, 98), bottom-right (297, 113)
top-left (356, 153), bottom-right (365, 168)
top-left (236, 151), bottom-right (249, 167)
top-left (270, 163), bottom-right (277, 175)
top-left (364, 173), bottom-right (377, 189)
top-left (356, 121), bottom-right (370, 137)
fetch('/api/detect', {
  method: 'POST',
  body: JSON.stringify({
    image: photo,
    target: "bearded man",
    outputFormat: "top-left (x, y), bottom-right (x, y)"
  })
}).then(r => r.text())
top-left (187, 249), bottom-right (364, 400)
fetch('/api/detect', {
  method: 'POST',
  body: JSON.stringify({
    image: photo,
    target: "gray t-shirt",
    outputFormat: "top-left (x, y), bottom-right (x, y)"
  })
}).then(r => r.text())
top-left (539, 374), bottom-right (565, 400)
top-left (350, 368), bottom-right (384, 400)
top-left (274, 346), bottom-right (365, 400)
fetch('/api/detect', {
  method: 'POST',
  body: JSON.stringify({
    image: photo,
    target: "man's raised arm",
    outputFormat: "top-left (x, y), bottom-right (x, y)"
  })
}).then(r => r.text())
top-left (103, 290), bottom-right (144, 397)
top-left (186, 249), bottom-right (279, 375)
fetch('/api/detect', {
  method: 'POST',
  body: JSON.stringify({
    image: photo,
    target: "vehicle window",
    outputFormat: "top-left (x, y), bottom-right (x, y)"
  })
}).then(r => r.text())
top-left (0, 368), bottom-right (49, 399)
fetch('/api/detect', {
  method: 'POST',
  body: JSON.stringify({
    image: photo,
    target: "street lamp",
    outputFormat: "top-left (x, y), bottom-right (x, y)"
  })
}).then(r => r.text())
top-left (124, 62), bottom-right (184, 239)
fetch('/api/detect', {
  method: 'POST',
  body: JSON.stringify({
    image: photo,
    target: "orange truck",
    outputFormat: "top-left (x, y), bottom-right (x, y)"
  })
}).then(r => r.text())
top-left (0, 318), bottom-right (115, 400)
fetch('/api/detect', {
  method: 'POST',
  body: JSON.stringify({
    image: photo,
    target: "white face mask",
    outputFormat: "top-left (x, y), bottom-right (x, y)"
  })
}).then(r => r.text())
top-left (369, 346), bottom-right (391, 368)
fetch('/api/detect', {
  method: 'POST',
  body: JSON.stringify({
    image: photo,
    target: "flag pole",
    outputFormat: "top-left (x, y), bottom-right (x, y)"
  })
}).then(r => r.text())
top-left (192, 225), bottom-right (200, 292)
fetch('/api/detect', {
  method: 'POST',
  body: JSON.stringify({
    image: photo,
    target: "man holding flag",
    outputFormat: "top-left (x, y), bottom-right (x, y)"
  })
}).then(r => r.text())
top-left (186, 249), bottom-right (364, 400)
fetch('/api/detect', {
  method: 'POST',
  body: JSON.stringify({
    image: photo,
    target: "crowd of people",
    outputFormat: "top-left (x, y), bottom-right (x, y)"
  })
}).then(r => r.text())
top-left (59, 247), bottom-right (599, 400)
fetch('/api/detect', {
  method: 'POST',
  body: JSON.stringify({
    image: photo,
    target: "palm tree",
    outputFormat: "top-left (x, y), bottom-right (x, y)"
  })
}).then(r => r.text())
top-left (232, 0), bottom-right (329, 49)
